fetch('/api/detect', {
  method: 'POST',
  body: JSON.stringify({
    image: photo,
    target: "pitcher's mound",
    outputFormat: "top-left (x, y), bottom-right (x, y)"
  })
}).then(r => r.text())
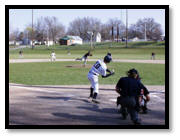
top-left (66, 64), bottom-right (92, 68)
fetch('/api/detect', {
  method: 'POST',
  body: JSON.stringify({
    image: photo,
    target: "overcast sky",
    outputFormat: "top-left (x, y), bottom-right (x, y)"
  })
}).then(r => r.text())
top-left (9, 9), bottom-right (165, 34)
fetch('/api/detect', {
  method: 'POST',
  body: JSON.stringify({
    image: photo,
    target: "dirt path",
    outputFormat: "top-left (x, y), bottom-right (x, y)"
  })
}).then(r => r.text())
top-left (9, 59), bottom-right (165, 64)
top-left (9, 83), bottom-right (165, 125)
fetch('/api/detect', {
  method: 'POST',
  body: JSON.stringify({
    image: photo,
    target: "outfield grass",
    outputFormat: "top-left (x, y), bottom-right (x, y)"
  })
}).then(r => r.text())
top-left (9, 41), bottom-right (165, 60)
top-left (9, 61), bottom-right (165, 85)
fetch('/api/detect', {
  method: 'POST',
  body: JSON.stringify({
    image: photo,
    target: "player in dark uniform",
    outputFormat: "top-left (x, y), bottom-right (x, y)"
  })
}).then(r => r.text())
top-left (116, 68), bottom-right (143, 125)
top-left (76, 50), bottom-right (92, 66)
top-left (151, 52), bottom-right (155, 60)
top-left (19, 50), bottom-right (23, 58)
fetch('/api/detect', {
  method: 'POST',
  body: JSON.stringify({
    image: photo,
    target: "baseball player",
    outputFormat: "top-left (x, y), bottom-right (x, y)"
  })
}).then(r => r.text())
top-left (87, 54), bottom-right (114, 103)
top-left (151, 52), bottom-right (156, 60)
top-left (76, 51), bottom-right (92, 66)
top-left (50, 51), bottom-right (56, 62)
top-left (19, 50), bottom-right (23, 58)
top-left (136, 74), bottom-right (150, 114)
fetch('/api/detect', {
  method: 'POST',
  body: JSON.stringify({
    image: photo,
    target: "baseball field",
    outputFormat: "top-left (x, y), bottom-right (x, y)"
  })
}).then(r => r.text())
top-left (9, 41), bottom-right (166, 126)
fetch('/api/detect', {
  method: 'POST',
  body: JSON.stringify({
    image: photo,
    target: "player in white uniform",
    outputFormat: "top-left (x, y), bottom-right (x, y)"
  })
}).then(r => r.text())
top-left (87, 54), bottom-right (114, 103)
top-left (50, 51), bottom-right (56, 62)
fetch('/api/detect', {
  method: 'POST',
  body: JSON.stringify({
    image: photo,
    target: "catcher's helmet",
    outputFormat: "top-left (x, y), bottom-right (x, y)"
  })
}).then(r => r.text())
top-left (104, 55), bottom-right (112, 63)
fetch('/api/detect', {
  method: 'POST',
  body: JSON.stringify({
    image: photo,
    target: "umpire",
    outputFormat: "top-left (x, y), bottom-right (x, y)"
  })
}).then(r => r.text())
top-left (116, 68), bottom-right (143, 125)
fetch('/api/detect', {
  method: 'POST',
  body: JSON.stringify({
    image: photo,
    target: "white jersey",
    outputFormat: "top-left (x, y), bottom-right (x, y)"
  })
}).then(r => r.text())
top-left (89, 60), bottom-right (107, 76)
top-left (51, 52), bottom-right (56, 57)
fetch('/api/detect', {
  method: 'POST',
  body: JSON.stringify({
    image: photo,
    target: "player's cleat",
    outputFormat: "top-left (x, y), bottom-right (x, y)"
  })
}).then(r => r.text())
top-left (117, 104), bottom-right (121, 113)
top-left (92, 99), bottom-right (100, 104)
top-left (133, 119), bottom-right (141, 125)
top-left (140, 106), bottom-right (148, 114)
top-left (88, 96), bottom-right (93, 99)
top-left (122, 113), bottom-right (128, 120)
top-left (142, 107), bottom-right (148, 114)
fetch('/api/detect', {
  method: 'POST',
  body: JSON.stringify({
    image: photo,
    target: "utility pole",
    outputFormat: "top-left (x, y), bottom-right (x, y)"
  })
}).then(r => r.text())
top-left (47, 30), bottom-right (49, 47)
top-left (91, 33), bottom-right (92, 48)
top-left (32, 9), bottom-right (34, 49)
top-left (117, 24), bottom-right (119, 42)
top-left (112, 26), bottom-right (114, 42)
top-left (88, 31), bottom-right (93, 49)
top-left (126, 9), bottom-right (128, 48)
top-left (145, 22), bottom-right (147, 41)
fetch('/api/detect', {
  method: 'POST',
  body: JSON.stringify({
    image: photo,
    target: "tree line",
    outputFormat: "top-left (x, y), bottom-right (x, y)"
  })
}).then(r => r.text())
top-left (9, 16), bottom-right (163, 44)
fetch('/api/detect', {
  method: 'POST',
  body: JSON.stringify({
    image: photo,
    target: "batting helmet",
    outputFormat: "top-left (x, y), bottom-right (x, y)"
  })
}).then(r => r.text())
top-left (107, 52), bottom-right (111, 56)
top-left (104, 55), bottom-right (112, 63)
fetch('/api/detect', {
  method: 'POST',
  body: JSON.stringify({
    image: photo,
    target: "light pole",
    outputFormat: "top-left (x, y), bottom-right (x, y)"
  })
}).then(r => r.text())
top-left (145, 22), bottom-right (147, 41)
top-left (88, 31), bottom-right (93, 49)
top-left (126, 9), bottom-right (128, 48)
top-left (32, 9), bottom-right (34, 49)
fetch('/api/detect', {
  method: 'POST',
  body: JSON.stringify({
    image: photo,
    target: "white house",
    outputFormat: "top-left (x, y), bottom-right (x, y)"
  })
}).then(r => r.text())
top-left (71, 36), bottom-right (83, 45)
top-left (9, 41), bottom-right (23, 46)
top-left (95, 32), bottom-right (101, 42)
top-left (60, 35), bottom-right (83, 45)
top-left (160, 34), bottom-right (165, 41)
top-left (46, 40), bottom-right (54, 46)
top-left (132, 37), bottom-right (139, 42)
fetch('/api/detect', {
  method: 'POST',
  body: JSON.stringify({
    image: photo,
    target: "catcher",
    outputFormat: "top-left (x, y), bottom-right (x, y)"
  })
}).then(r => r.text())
top-left (136, 74), bottom-right (150, 114)
top-left (75, 50), bottom-right (92, 66)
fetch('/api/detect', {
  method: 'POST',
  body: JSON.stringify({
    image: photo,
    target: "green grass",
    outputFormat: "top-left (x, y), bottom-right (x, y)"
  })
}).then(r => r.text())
top-left (9, 61), bottom-right (165, 85)
top-left (9, 41), bottom-right (165, 60)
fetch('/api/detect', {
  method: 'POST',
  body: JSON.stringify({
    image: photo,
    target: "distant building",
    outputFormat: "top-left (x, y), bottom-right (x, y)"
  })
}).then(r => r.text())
top-left (95, 32), bottom-right (101, 42)
top-left (132, 37), bottom-right (139, 42)
top-left (45, 40), bottom-right (54, 46)
top-left (9, 41), bottom-right (15, 45)
top-left (9, 41), bottom-right (23, 46)
top-left (160, 34), bottom-right (165, 41)
top-left (22, 38), bottom-right (30, 45)
top-left (59, 36), bottom-right (83, 45)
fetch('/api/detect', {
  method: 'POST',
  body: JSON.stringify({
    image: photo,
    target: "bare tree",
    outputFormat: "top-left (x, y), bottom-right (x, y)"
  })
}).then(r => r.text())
top-left (44, 16), bottom-right (65, 44)
top-left (24, 16), bottom-right (65, 44)
top-left (17, 32), bottom-right (24, 41)
top-left (106, 18), bottom-right (125, 41)
top-left (67, 17), bottom-right (101, 41)
top-left (99, 24), bottom-right (111, 41)
top-left (129, 18), bottom-right (163, 41)
top-left (34, 17), bottom-right (46, 42)
top-left (9, 29), bottom-right (20, 41)
top-left (128, 24), bottom-right (142, 39)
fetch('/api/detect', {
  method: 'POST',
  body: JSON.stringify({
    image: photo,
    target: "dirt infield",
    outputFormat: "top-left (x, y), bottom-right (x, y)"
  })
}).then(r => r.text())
top-left (9, 59), bottom-right (165, 64)
top-left (9, 83), bottom-right (165, 125)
